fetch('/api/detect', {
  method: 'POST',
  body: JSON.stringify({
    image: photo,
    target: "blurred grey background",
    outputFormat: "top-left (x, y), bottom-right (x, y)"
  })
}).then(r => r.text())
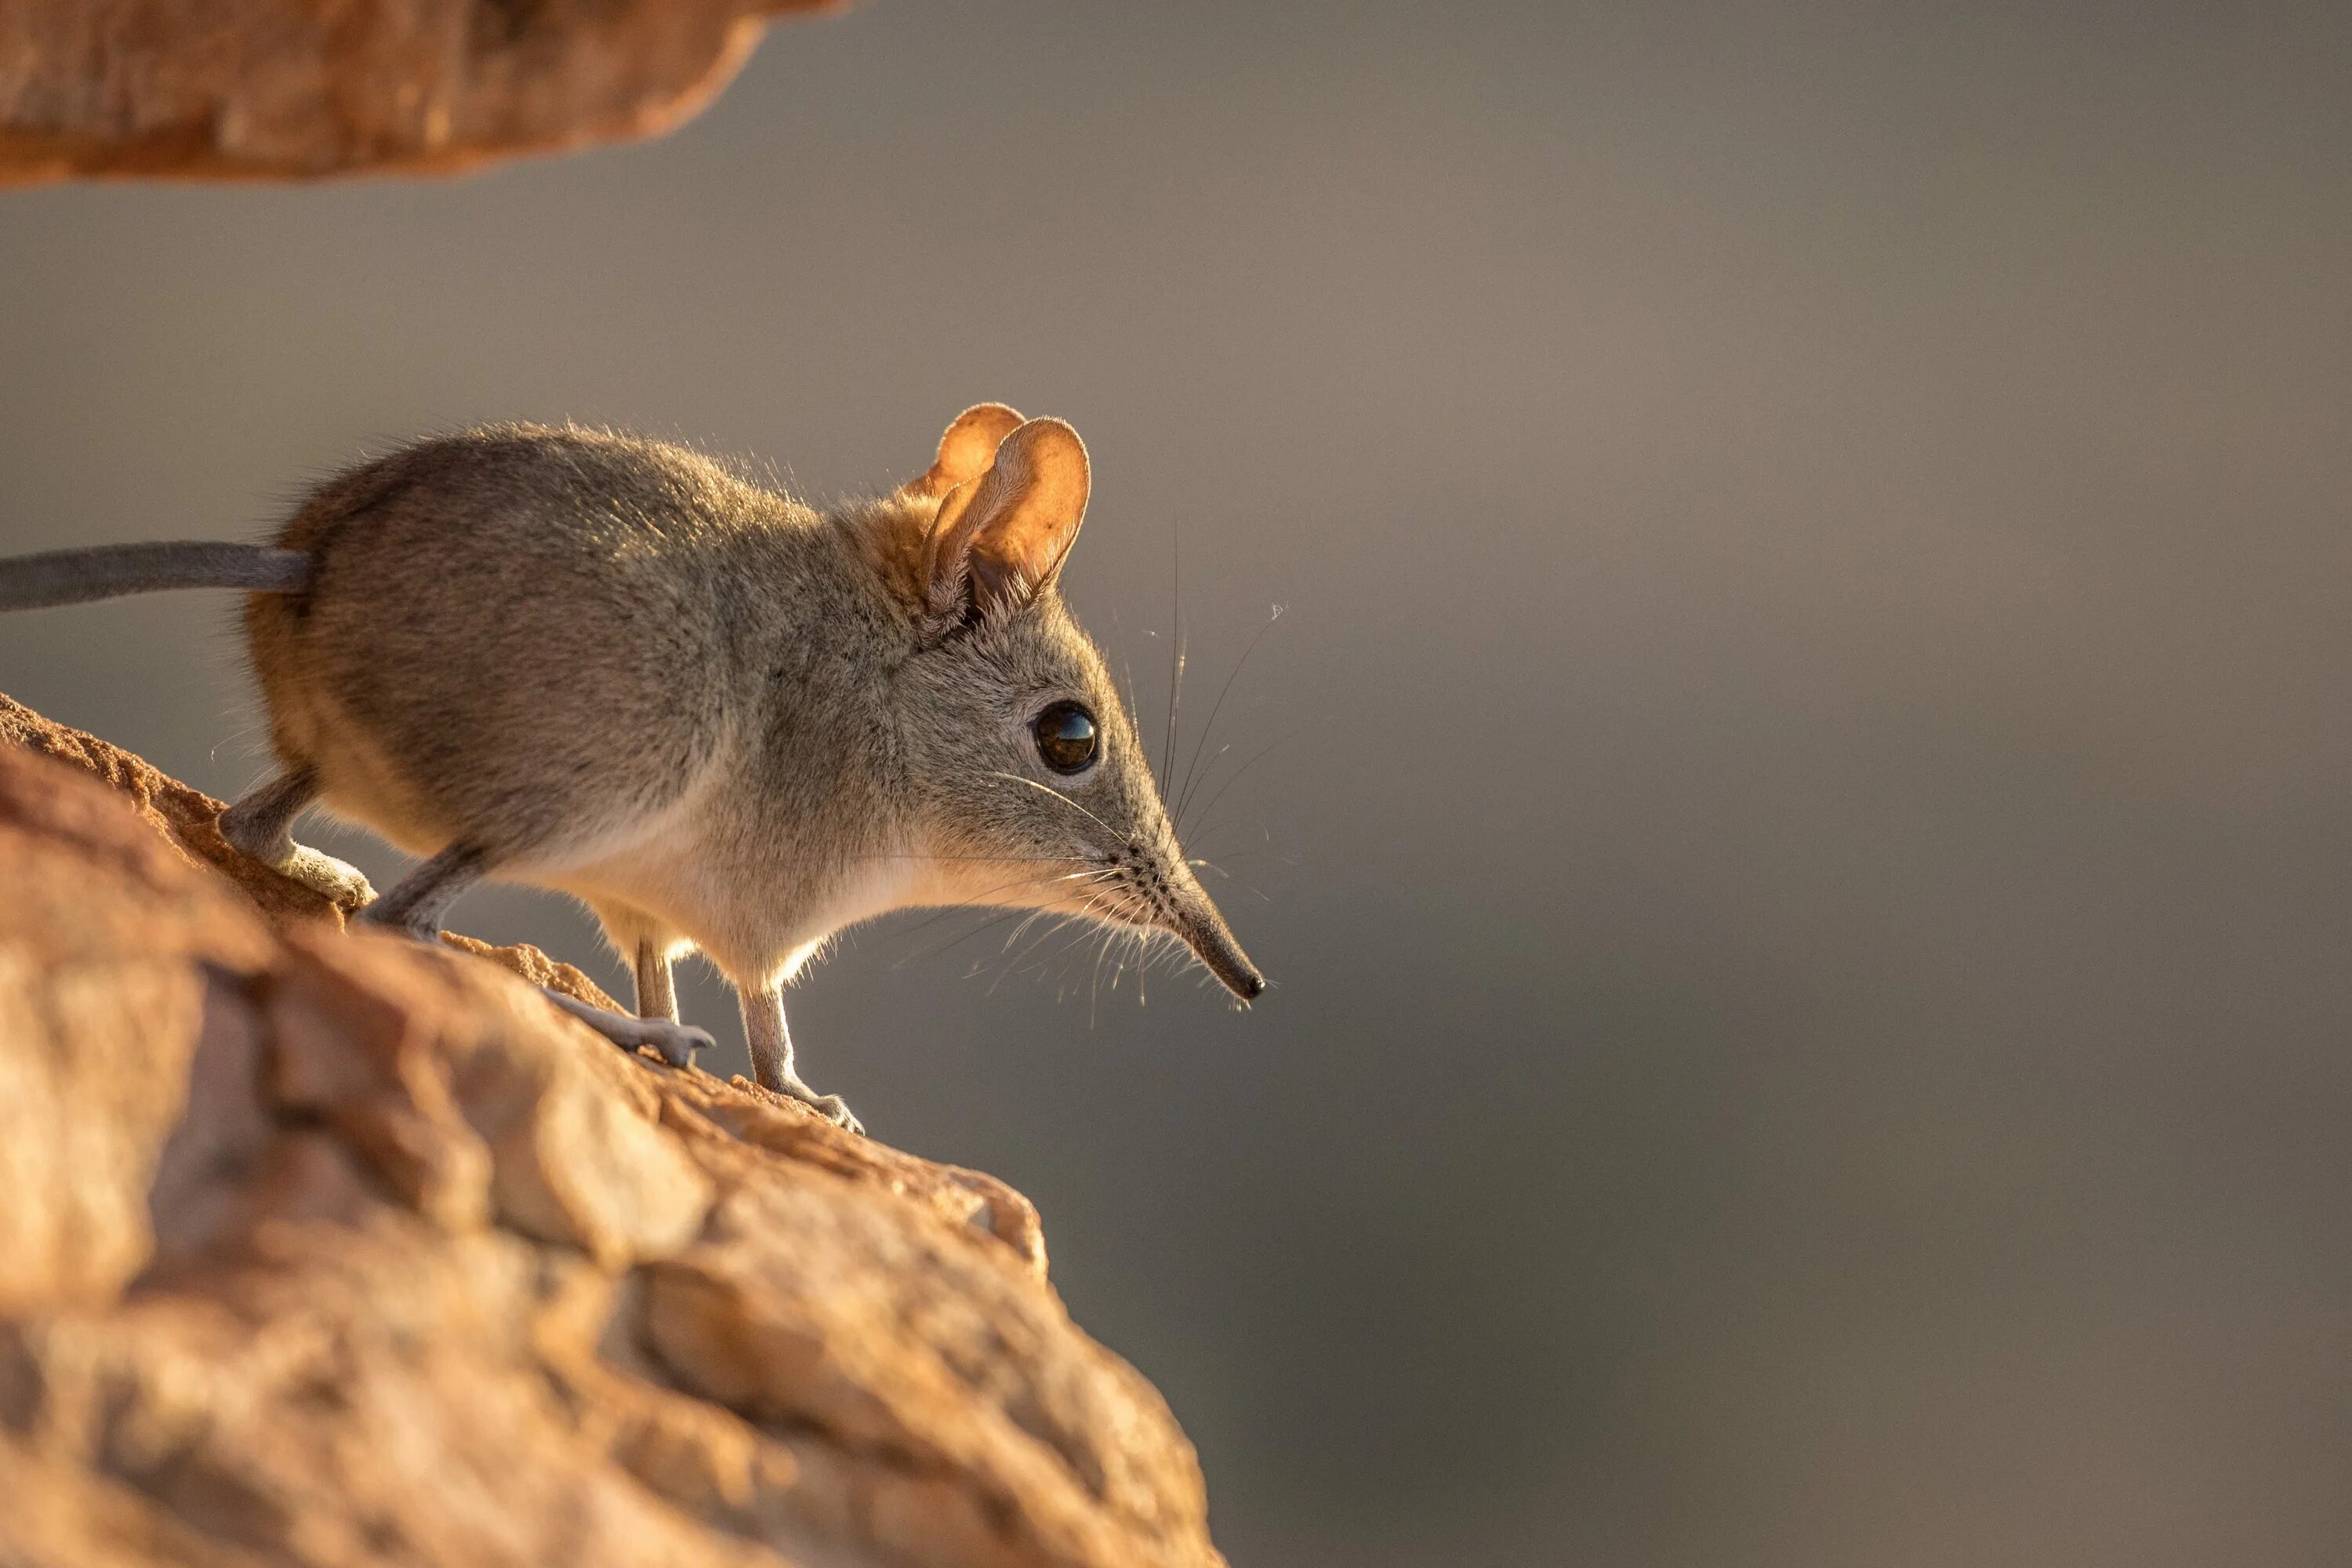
top-left (5, 2), bottom-right (2350, 1563)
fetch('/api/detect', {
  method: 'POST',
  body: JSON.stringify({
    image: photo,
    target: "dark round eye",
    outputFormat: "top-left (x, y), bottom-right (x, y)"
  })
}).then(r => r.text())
top-left (1033, 700), bottom-right (1098, 774)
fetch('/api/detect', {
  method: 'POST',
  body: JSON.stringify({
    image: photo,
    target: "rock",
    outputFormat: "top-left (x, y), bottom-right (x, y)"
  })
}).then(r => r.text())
top-left (0, 692), bottom-right (338, 931)
top-left (0, 692), bottom-right (623, 1010)
top-left (0, 0), bottom-right (846, 186)
top-left (0, 695), bottom-right (1225, 1568)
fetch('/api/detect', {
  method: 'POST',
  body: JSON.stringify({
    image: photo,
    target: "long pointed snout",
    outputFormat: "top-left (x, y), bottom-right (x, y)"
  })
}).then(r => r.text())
top-left (1163, 876), bottom-right (1265, 1002)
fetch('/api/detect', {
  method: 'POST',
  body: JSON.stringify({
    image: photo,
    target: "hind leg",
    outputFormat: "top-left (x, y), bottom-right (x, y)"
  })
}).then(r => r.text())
top-left (220, 765), bottom-right (376, 910)
top-left (360, 841), bottom-right (490, 940)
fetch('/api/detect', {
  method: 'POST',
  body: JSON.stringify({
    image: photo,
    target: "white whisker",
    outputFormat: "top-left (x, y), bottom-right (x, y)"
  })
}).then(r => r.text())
top-left (984, 770), bottom-right (1130, 841)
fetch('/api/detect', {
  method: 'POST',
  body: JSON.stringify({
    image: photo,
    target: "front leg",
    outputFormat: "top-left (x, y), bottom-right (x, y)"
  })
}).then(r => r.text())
top-left (633, 937), bottom-right (678, 1022)
top-left (740, 982), bottom-right (863, 1135)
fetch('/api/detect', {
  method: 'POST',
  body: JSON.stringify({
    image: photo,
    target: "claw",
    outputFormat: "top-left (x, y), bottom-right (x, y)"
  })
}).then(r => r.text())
top-left (793, 1089), bottom-right (863, 1137)
top-left (621, 1025), bottom-right (710, 1072)
top-left (659, 1029), bottom-right (710, 1067)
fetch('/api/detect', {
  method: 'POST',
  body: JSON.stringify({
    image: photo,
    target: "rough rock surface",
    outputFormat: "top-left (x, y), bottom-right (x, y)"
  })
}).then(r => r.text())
top-left (0, 694), bottom-right (1222, 1568)
top-left (0, 0), bottom-right (844, 185)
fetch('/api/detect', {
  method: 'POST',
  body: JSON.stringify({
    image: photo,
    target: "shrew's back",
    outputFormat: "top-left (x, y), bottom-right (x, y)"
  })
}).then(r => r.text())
top-left (247, 426), bottom-right (813, 862)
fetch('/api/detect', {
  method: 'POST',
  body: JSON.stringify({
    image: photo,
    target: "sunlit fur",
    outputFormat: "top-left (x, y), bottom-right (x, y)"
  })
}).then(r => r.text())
top-left (246, 420), bottom-right (1261, 1005)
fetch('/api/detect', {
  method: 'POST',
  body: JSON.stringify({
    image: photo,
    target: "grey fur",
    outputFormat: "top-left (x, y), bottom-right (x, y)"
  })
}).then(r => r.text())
top-left (0, 541), bottom-right (310, 610)
top-left (2, 412), bottom-right (1265, 1133)
top-left (361, 841), bottom-right (491, 940)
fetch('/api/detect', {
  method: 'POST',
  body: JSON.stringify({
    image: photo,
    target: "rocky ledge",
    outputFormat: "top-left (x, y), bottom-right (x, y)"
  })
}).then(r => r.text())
top-left (1, 0), bottom-right (846, 185)
top-left (0, 693), bottom-right (1221, 1568)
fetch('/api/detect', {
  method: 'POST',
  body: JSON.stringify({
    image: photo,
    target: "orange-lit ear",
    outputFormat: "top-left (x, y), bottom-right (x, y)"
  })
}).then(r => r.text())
top-left (924, 418), bottom-right (1091, 621)
top-left (901, 402), bottom-right (1025, 500)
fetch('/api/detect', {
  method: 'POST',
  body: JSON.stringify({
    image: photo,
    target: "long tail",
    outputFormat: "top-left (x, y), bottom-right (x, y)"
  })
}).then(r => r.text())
top-left (0, 542), bottom-right (312, 612)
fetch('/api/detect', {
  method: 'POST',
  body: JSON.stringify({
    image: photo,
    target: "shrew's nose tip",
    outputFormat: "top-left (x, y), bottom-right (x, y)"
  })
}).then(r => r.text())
top-left (1189, 921), bottom-right (1264, 1003)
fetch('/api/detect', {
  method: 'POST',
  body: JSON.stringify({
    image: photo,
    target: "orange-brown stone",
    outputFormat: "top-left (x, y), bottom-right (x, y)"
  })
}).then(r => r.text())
top-left (0, 0), bottom-right (848, 185)
top-left (0, 695), bottom-right (1222, 1568)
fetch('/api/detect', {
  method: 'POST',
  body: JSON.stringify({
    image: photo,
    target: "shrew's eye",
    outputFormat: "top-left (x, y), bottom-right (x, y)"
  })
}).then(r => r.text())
top-left (1033, 700), bottom-right (1098, 774)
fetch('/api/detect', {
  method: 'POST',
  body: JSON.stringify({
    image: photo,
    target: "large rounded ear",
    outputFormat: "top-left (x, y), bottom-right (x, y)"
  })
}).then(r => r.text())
top-left (922, 418), bottom-right (1090, 622)
top-left (900, 402), bottom-right (1025, 500)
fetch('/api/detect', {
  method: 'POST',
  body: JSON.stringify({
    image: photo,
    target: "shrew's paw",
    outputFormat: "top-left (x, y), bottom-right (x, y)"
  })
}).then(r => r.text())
top-left (284, 846), bottom-right (376, 911)
top-left (778, 1079), bottom-right (864, 1136)
top-left (542, 989), bottom-right (711, 1068)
